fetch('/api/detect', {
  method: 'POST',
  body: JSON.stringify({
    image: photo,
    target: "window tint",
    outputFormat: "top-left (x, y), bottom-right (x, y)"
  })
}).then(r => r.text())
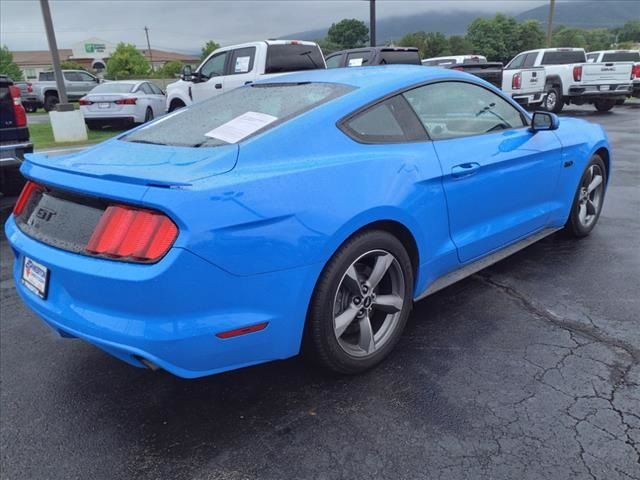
top-left (200, 52), bottom-right (227, 78)
top-left (346, 52), bottom-right (369, 67)
top-left (586, 53), bottom-right (598, 63)
top-left (63, 72), bottom-right (81, 81)
top-left (522, 52), bottom-right (538, 67)
top-left (138, 83), bottom-right (153, 94)
top-left (325, 54), bottom-right (342, 68)
top-left (265, 44), bottom-right (324, 73)
top-left (403, 82), bottom-right (525, 140)
top-left (230, 47), bottom-right (256, 74)
top-left (378, 50), bottom-right (421, 65)
top-left (148, 82), bottom-right (163, 95)
top-left (342, 95), bottom-right (426, 144)
top-left (125, 82), bottom-right (352, 148)
top-left (77, 71), bottom-right (95, 81)
top-left (506, 54), bottom-right (525, 69)
top-left (541, 50), bottom-right (586, 65)
top-left (602, 51), bottom-right (640, 62)
top-left (40, 72), bottom-right (54, 81)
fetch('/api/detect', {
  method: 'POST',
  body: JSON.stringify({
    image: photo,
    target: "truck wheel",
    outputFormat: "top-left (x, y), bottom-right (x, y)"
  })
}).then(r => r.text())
top-left (44, 94), bottom-right (59, 112)
top-left (85, 120), bottom-right (102, 131)
top-left (594, 99), bottom-right (615, 112)
top-left (168, 99), bottom-right (185, 112)
top-left (544, 86), bottom-right (563, 113)
top-left (24, 104), bottom-right (37, 113)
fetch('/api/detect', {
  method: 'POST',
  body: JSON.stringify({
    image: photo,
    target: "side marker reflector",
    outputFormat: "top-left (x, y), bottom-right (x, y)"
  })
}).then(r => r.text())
top-left (216, 322), bottom-right (269, 339)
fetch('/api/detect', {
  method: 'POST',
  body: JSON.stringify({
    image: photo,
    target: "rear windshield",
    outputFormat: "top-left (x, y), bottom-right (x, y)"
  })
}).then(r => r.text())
top-left (541, 51), bottom-right (586, 65)
top-left (90, 83), bottom-right (135, 94)
top-left (602, 51), bottom-right (640, 62)
top-left (378, 50), bottom-right (421, 65)
top-left (265, 44), bottom-right (325, 73)
top-left (423, 58), bottom-right (457, 66)
top-left (124, 82), bottom-right (352, 148)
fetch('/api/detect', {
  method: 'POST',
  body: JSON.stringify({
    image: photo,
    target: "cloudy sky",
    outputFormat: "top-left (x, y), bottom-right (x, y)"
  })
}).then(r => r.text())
top-left (1, 0), bottom-right (547, 53)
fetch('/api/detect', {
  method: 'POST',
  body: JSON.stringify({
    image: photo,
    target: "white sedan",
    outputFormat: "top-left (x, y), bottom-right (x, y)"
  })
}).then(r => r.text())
top-left (79, 80), bottom-right (166, 130)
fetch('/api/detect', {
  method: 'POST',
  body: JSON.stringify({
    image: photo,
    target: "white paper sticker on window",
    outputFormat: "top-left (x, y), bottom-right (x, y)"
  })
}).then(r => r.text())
top-left (204, 111), bottom-right (278, 144)
top-left (348, 58), bottom-right (364, 67)
top-left (235, 56), bottom-right (251, 73)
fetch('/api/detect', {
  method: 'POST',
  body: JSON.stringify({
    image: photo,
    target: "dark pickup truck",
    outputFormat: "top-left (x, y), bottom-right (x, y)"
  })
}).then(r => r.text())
top-left (0, 75), bottom-right (32, 196)
top-left (422, 55), bottom-right (504, 89)
top-left (326, 47), bottom-right (421, 68)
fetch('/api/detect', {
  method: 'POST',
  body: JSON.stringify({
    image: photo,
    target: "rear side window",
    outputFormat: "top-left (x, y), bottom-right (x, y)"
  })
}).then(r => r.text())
top-left (341, 95), bottom-right (426, 144)
top-left (346, 52), bottom-right (370, 67)
top-left (265, 44), bottom-right (324, 73)
top-left (541, 51), bottom-right (586, 65)
top-left (39, 72), bottom-right (54, 81)
top-left (522, 52), bottom-right (538, 67)
top-left (138, 83), bottom-right (153, 94)
top-left (149, 83), bottom-right (163, 95)
top-left (602, 51), bottom-right (640, 62)
top-left (124, 82), bottom-right (352, 148)
top-left (230, 47), bottom-right (256, 74)
top-left (325, 54), bottom-right (342, 68)
top-left (63, 72), bottom-right (81, 81)
top-left (378, 50), bottom-right (421, 65)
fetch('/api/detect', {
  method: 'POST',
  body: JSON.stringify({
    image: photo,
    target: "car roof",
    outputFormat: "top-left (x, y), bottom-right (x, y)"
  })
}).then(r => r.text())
top-left (328, 46), bottom-right (419, 56)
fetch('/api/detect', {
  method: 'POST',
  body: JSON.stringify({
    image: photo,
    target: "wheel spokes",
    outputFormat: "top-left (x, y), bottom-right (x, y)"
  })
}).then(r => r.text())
top-left (357, 315), bottom-right (375, 354)
top-left (578, 203), bottom-right (587, 224)
top-left (366, 253), bottom-right (394, 290)
top-left (587, 174), bottom-right (602, 194)
top-left (334, 305), bottom-right (360, 338)
top-left (343, 265), bottom-right (363, 295)
top-left (373, 294), bottom-right (403, 314)
top-left (586, 199), bottom-right (597, 216)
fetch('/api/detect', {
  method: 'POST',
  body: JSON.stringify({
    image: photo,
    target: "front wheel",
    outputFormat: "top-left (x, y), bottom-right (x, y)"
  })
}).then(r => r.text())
top-left (43, 94), bottom-right (59, 112)
top-left (544, 86), bottom-right (563, 113)
top-left (594, 99), bottom-right (615, 112)
top-left (565, 155), bottom-right (607, 237)
top-left (304, 230), bottom-right (414, 374)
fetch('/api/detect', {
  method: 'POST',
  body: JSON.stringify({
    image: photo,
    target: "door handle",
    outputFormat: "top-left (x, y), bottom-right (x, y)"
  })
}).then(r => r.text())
top-left (215, 83), bottom-right (223, 89)
top-left (451, 162), bottom-right (480, 178)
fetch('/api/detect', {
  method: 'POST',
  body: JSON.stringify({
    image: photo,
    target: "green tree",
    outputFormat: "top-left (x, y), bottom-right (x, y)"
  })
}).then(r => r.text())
top-left (60, 61), bottom-right (87, 71)
top-left (201, 40), bottom-right (220, 60)
top-left (584, 28), bottom-right (614, 51)
top-left (552, 26), bottom-right (588, 49)
top-left (447, 35), bottom-right (473, 55)
top-left (327, 19), bottom-right (369, 49)
top-left (398, 31), bottom-right (449, 59)
top-left (515, 20), bottom-right (546, 53)
top-left (466, 14), bottom-right (521, 63)
top-left (158, 60), bottom-right (183, 78)
top-left (315, 38), bottom-right (342, 56)
top-left (105, 43), bottom-right (150, 79)
top-left (615, 20), bottom-right (640, 43)
top-left (0, 45), bottom-right (23, 81)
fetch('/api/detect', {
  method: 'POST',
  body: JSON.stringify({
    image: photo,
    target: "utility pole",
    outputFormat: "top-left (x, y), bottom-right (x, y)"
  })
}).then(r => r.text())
top-left (546, 0), bottom-right (555, 47)
top-left (39, 0), bottom-right (72, 111)
top-left (369, 0), bottom-right (376, 47)
top-left (144, 26), bottom-right (154, 71)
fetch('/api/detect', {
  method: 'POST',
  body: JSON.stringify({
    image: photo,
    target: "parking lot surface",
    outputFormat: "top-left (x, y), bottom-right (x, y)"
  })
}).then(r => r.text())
top-left (1, 105), bottom-right (638, 480)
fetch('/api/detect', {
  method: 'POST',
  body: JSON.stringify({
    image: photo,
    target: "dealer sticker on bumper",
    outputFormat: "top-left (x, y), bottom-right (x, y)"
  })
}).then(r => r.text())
top-left (22, 257), bottom-right (49, 299)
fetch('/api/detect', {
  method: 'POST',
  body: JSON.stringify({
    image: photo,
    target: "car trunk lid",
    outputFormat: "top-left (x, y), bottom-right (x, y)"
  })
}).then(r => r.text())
top-left (25, 139), bottom-right (239, 187)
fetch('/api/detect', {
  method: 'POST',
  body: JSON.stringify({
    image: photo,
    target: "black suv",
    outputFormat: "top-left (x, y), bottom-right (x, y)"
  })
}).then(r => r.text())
top-left (326, 47), bottom-right (421, 68)
top-left (0, 75), bottom-right (32, 196)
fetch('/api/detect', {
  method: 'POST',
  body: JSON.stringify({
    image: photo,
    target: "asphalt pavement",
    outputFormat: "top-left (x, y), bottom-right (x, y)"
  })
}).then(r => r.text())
top-left (1, 104), bottom-right (638, 480)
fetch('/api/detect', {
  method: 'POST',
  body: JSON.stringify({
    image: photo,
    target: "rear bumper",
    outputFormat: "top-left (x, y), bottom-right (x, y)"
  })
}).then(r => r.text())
top-left (511, 91), bottom-right (546, 106)
top-left (0, 141), bottom-right (33, 167)
top-left (5, 216), bottom-right (317, 378)
top-left (567, 83), bottom-right (632, 100)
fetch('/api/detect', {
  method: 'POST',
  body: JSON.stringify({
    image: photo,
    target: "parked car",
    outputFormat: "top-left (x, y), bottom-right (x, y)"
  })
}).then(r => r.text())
top-left (325, 47), bottom-right (421, 68)
top-left (6, 66), bottom-right (610, 378)
top-left (502, 51), bottom-right (547, 109)
top-left (13, 81), bottom-right (39, 112)
top-left (166, 40), bottom-right (326, 111)
top-left (79, 80), bottom-right (166, 130)
top-left (32, 69), bottom-right (101, 112)
top-left (0, 76), bottom-right (32, 196)
top-left (518, 48), bottom-right (634, 113)
top-left (587, 50), bottom-right (640, 99)
top-left (422, 55), bottom-right (504, 89)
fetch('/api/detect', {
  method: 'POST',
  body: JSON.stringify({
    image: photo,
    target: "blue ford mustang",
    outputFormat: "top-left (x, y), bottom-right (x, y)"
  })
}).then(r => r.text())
top-left (5, 66), bottom-right (610, 378)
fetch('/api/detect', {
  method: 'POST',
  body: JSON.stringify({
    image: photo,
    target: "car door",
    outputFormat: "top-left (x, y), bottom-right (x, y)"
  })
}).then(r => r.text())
top-left (62, 71), bottom-right (81, 98)
top-left (191, 50), bottom-right (228, 103)
top-left (76, 71), bottom-right (99, 96)
top-left (224, 47), bottom-right (257, 90)
top-left (403, 81), bottom-right (563, 263)
top-left (147, 82), bottom-right (166, 115)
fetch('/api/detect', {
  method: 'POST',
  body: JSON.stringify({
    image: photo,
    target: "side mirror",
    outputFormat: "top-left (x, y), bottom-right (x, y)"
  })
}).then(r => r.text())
top-left (530, 111), bottom-right (559, 132)
top-left (181, 65), bottom-right (193, 81)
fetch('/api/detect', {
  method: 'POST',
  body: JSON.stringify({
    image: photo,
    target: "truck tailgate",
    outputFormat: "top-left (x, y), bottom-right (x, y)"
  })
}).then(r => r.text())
top-left (582, 62), bottom-right (633, 84)
top-left (519, 67), bottom-right (545, 92)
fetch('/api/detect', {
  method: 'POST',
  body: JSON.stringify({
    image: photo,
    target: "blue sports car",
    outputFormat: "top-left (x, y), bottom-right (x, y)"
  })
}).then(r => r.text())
top-left (5, 66), bottom-right (610, 378)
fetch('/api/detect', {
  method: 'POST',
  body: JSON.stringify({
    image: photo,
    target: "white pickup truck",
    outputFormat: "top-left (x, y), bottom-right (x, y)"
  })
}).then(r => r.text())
top-left (518, 48), bottom-right (633, 113)
top-left (587, 50), bottom-right (640, 99)
top-left (166, 40), bottom-right (325, 112)
top-left (502, 51), bottom-right (547, 109)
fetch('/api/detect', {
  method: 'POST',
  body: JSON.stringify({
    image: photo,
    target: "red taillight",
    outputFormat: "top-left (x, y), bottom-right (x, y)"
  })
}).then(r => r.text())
top-left (632, 64), bottom-right (639, 80)
top-left (13, 181), bottom-right (43, 216)
top-left (79, 98), bottom-right (91, 105)
top-left (451, 66), bottom-right (464, 71)
top-left (115, 98), bottom-right (137, 105)
top-left (573, 65), bottom-right (582, 82)
top-left (216, 322), bottom-right (269, 339)
top-left (27, 82), bottom-right (33, 93)
top-left (9, 85), bottom-right (27, 127)
top-left (512, 72), bottom-right (522, 89)
top-left (85, 205), bottom-right (178, 262)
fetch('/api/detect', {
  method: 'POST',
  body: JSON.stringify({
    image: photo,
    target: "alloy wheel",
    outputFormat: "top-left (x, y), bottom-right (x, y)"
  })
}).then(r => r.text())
top-left (545, 91), bottom-right (557, 111)
top-left (577, 164), bottom-right (604, 228)
top-left (332, 250), bottom-right (405, 358)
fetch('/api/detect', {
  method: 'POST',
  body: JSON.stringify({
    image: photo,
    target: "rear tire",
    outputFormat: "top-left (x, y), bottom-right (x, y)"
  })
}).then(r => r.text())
top-left (304, 230), bottom-right (414, 374)
top-left (144, 107), bottom-right (154, 123)
top-left (594, 99), bottom-right (615, 112)
top-left (564, 154), bottom-right (607, 238)
top-left (43, 94), bottom-right (59, 112)
top-left (544, 86), bottom-right (563, 113)
top-left (85, 120), bottom-right (102, 131)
